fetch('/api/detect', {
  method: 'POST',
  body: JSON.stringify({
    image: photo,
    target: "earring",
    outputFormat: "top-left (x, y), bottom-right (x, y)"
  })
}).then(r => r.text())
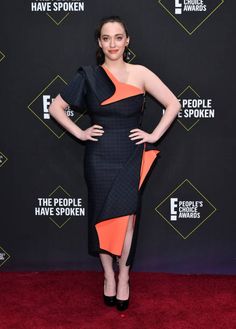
top-left (125, 46), bottom-right (132, 61)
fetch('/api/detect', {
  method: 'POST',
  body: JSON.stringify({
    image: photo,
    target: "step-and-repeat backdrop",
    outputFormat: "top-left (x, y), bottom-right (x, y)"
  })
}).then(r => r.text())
top-left (0, 1), bottom-right (235, 274)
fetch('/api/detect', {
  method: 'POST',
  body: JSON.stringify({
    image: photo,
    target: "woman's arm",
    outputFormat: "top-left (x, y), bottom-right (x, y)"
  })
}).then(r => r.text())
top-left (142, 65), bottom-right (181, 142)
top-left (49, 94), bottom-right (84, 139)
top-left (49, 95), bottom-right (104, 141)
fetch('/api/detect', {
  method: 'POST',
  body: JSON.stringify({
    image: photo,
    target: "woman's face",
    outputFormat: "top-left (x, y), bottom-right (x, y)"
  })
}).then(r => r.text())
top-left (98, 22), bottom-right (129, 61)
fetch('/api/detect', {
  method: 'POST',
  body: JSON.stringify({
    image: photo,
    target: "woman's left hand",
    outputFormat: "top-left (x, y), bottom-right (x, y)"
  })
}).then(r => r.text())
top-left (129, 128), bottom-right (157, 144)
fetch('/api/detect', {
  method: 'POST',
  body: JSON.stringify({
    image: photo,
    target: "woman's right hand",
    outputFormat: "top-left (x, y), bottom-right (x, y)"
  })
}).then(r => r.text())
top-left (79, 124), bottom-right (104, 141)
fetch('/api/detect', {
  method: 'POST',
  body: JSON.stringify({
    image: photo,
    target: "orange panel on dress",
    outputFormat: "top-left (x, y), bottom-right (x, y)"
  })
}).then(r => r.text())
top-left (95, 216), bottom-right (129, 255)
top-left (139, 145), bottom-right (160, 190)
top-left (100, 64), bottom-right (144, 105)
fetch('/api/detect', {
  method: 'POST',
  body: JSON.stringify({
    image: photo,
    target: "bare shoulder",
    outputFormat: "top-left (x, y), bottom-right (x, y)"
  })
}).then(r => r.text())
top-left (127, 64), bottom-right (180, 109)
top-left (127, 63), bottom-right (157, 81)
top-left (127, 63), bottom-right (149, 74)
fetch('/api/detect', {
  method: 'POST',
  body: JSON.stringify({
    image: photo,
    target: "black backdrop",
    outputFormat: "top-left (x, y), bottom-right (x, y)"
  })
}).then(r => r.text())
top-left (0, 0), bottom-right (235, 274)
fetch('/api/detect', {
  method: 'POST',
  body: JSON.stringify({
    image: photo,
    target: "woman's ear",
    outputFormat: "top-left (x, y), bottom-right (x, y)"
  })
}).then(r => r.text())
top-left (98, 38), bottom-right (102, 48)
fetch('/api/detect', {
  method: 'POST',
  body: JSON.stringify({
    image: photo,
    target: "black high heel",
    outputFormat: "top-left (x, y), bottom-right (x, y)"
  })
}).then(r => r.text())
top-left (103, 277), bottom-right (116, 307)
top-left (116, 280), bottom-right (130, 311)
top-left (103, 294), bottom-right (117, 307)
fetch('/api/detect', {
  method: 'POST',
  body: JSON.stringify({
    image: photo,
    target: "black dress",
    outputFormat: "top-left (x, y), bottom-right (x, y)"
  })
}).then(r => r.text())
top-left (60, 64), bottom-right (160, 267)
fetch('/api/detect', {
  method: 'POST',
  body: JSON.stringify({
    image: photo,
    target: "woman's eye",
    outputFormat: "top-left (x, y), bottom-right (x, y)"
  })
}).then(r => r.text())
top-left (117, 36), bottom-right (123, 40)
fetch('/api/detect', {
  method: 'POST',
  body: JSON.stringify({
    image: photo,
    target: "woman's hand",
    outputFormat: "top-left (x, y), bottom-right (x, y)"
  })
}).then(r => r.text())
top-left (129, 128), bottom-right (157, 145)
top-left (79, 124), bottom-right (104, 141)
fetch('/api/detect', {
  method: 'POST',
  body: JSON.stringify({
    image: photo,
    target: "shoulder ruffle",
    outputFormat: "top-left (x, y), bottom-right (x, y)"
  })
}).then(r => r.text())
top-left (79, 65), bottom-right (116, 104)
top-left (60, 67), bottom-right (88, 110)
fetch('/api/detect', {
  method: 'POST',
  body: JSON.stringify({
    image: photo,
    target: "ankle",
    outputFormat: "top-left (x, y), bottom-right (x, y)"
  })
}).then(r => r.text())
top-left (118, 274), bottom-right (129, 283)
top-left (104, 272), bottom-right (115, 281)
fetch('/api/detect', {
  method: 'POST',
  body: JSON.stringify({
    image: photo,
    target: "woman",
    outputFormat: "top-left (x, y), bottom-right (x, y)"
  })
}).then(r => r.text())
top-left (49, 15), bottom-right (181, 311)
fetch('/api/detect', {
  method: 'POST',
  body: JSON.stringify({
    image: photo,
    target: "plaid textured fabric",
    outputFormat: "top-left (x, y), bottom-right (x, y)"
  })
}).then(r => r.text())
top-left (60, 65), bottom-right (160, 266)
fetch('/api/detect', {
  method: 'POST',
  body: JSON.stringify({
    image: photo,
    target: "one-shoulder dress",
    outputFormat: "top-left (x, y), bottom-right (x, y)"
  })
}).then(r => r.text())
top-left (60, 64), bottom-right (160, 267)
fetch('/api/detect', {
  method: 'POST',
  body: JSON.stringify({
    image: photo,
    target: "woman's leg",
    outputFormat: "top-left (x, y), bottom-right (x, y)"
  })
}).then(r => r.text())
top-left (117, 213), bottom-right (135, 299)
top-left (99, 253), bottom-right (116, 296)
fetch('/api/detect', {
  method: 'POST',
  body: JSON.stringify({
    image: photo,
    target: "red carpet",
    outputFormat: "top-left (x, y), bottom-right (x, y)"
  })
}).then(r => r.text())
top-left (0, 271), bottom-right (235, 329)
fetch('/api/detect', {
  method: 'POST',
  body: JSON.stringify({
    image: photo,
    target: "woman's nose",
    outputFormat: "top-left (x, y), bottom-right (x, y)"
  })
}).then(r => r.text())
top-left (110, 38), bottom-right (115, 47)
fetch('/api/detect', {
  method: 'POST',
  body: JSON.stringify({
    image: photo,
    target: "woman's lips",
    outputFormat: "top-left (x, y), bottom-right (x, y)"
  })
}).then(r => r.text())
top-left (108, 50), bottom-right (119, 53)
